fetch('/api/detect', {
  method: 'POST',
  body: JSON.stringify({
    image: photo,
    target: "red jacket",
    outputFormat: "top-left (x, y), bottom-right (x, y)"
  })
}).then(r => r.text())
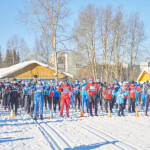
top-left (85, 82), bottom-right (101, 95)
top-left (57, 84), bottom-right (73, 99)
top-left (129, 84), bottom-right (137, 98)
top-left (104, 87), bottom-right (113, 99)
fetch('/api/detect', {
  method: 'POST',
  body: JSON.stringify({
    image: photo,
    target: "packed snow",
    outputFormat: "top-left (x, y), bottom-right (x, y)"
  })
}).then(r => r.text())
top-left (0, 105), bottom-right (150, 150)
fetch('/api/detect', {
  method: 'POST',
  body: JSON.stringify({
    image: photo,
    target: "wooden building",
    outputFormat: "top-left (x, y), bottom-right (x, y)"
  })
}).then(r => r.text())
top-left (0, 60), bottom-right (73, 80)
top-left (137, 69), bottom-right (150, 83)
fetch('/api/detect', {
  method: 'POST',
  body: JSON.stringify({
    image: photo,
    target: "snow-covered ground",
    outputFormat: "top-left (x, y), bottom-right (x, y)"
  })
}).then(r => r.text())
top-left (0, 105), bottom-right (150, 150)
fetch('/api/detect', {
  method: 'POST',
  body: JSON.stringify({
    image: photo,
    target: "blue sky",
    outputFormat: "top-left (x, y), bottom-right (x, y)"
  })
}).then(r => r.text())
top-left (0, 0), bottom-right (150, 57)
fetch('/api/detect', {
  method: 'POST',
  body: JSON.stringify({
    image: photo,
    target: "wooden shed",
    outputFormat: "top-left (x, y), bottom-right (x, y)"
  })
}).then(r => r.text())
top-left (137, 69), bottom-right (150, 82)
top-left (0, 60), bottom-right (73, 80)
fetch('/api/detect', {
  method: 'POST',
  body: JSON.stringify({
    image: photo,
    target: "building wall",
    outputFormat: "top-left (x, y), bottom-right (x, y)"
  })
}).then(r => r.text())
top-left (4, 63), bottom-right (70, 79)
top-left (140, 62), bottom-right (150, 71)
top-left (138, 71), bottom-right (150, 81)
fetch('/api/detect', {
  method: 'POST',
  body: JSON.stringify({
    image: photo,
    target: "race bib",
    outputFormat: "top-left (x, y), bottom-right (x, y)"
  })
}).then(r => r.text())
top-left (106, 89), bottom-right (111, 94)
top-left (89, 86), bottom-right (96, 92)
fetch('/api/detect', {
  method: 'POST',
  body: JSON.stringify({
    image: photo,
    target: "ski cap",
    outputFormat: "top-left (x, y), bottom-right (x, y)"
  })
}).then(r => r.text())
top-left (114, 79), bottom-right (118, 82)
top-left (119, 88), bottom-right (122, 92)
top-left (89, 77), bottom-right (94, 82)
top-left (37, 77), bottom-right (42, 81)
top-left (83, 78), bottom-right (86, 81)
top-left (97, 78), bottom-right (100, 82)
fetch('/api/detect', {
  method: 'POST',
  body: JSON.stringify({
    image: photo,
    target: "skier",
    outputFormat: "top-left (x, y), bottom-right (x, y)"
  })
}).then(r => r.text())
top-left (113, 88), bottom-right (125, 116)
top-left (58, 78), bottom-right (73, 117)
top-left (128, 80), bottom-right (137, 113)
top-left (145, 84), bottom-right (150, 116)
top-left (10, 78), bottom-right (20, 115)
top-left (111, 79), bottom-right (120, 111)
top-left (73, 79), bottom-right (81, 111)
top-left (32, 78), bottom-right (45, 120)
top-left (121, 82), bottom-right (129, 110)
top-left (85, 77), bottom-right (101, 116)
top-left (53, 82), bottom-right (61, 113)
top-left (43, 82), bottom-right (49, 110)
top-left (104, 83), bottom-right (113, 113)
top-left (23, 82), bottom-right (32, 114)
top-left (3, 78), bottom-right (11, 110)
top-left (81, 78), bottom-right (89, 113)
top-left (96, 78), bottom-right (104, 111)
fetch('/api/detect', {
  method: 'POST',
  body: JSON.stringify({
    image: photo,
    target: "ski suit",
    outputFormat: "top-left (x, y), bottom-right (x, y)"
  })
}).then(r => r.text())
top-left (121, 85), bottom-right (129, 109)
top-left (33, 83), bottom-right (45, 117)
top-left (53, 86), bottom-right (60, 112)
top-left (81, 83), bottom-right (88, 112)
top-left (128, 84), bottom-right (137, 112)
top-left (73, 83), bottom-right (81, 110)
top-left (85, 82), bottom-right (101, 116)
top-left (104, 87), bottom-right (113, 113)
top-left (10, 83), bottom-right (20, 115)
top-left (58, 83), bottom-right (73, 114)
top-left (113, 90), bottom-right (125, 116)
top-left (23, 85), bottom-right (32, 114)
top-left (111, 82), bottom-right (120, 109)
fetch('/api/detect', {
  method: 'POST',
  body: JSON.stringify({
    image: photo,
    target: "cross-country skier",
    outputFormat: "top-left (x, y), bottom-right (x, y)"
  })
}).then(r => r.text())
top-left (58, 78), bottom-right (73, 117)
top-left (104, 83), bottom-right (113, 113)
top-left (128, 80), bottom-right (137, 113)
top-left (111, 79), bottom-right (120, 111)
top-left (113, 88), bottom-right (125, 116)
top-left (73, 79), bottom-right (81, 111)
top-left (81, 78), bottom-right (89, 113)
top-left (85, 77), bottom-right (101, 116)
top-left (32, 78), bottom-right (45, 120)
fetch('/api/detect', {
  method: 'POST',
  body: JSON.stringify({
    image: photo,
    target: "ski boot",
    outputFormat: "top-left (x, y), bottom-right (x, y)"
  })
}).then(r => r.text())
top-left (40, 116), bottom-right (43, 120)
top-left (60, 113), bottom-right (63, 117)
top-left (66, 114), bottom-right (69, 117)
top-left (33, 117), bottom-right (37, 121)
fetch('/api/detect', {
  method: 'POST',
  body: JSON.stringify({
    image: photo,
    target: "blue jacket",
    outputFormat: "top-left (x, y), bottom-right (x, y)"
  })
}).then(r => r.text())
top-left (53, 86), bottom-right (61, 97)
top-left (31, 83), bottom-right (45, 97)
top-left (81, 83), bottom-right (88, 95)
top-left (112, 83), bottom-right (120, 92)
top-left (44, 84), bottom-right (50, 95)
top-left (112, 90), bottom-right (125, 104)
top-left (23, 85), bottom-right (32, 95)
top-left (73, 84), bottom-right (80, 94)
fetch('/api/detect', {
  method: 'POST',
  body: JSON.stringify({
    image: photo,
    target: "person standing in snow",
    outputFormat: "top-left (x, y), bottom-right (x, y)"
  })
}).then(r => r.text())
top-left (2, 78), bottom-right (11, 110)
top-left (145, 84), bottom-right (150, 116)
top-left (85, 77), bottom-right (101, 116)
top-left (96, 78), bottom-right (104, 111)
top-left (121, 82), bottom-right (129, 110)
top-left (113, 88), bottom-right (125, 116)
top-left (53, 82), bottom-right (61, 113)
top-left (73, 79), bottom-right (81, 111)
top-left (58, 78), bottom-right (73, 117)
top-left (104, 83), bottom-right (113, 113)
top-left (32, 78), bottom-right (45, 120)
top-left (81, 78), bottom-right (89, 113)
top-left (10, 78), bottom-right (20, 115)
top-left (111, 79), bottom-right (120, 111)
top-left (128, 80), bottom-right (137, 113)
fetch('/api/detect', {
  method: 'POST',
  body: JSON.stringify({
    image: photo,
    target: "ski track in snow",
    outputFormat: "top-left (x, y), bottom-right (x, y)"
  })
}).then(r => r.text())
top-left (1, 106), bottom-right (150, 150)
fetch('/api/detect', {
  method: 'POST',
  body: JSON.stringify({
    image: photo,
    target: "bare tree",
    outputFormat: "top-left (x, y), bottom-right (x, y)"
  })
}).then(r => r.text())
top-left (20, 0), bottom-right (70, 81)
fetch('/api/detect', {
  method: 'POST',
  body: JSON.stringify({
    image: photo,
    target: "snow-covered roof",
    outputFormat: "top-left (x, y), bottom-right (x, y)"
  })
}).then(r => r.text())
top-left (137, 69), bottom-right (150, 81)
top-left (0, 60), bottom-right (73, 79)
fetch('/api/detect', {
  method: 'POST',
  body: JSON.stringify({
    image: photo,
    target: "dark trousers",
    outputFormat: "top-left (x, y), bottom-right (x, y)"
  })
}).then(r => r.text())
top-left (3, 94), bottom-right (10, 109)
top-left (112, 95), bottom-right (118, 109)
top-left (25, 95), bottom-right (31, 114)
top-left (145, 97), bottom-right (150, 115)
top-left (48, 97), bottom-right (53, 110)
top-left (105, 99), bottom-right (112, 112)
top-left (123, 97), bottom-right (127, 110)
top-left (53, 97), bottom-right (60, 112)
top-left (44, 95), bottom-right (49, 109)
top-left (73, 94), bottom-right (81, 109)
top-left (89, 95), bottom-right (97, 115)
top-left (128, 98), bottom-right (135, 112)
top-left (118, 104), bottom-right (124, 115)
top-left (10, 95), bottom-right (18, 114)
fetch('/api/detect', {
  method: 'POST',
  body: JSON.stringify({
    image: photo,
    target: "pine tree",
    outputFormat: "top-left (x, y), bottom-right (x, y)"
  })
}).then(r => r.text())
top-left (3, 49), bottom-right (13, 67)
top-left (0, 48), bottom-right (3, 68)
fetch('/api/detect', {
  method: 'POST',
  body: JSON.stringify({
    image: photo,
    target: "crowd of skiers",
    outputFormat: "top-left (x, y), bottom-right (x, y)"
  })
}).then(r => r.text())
top-left (0, 75), bottom-right (150, 120)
